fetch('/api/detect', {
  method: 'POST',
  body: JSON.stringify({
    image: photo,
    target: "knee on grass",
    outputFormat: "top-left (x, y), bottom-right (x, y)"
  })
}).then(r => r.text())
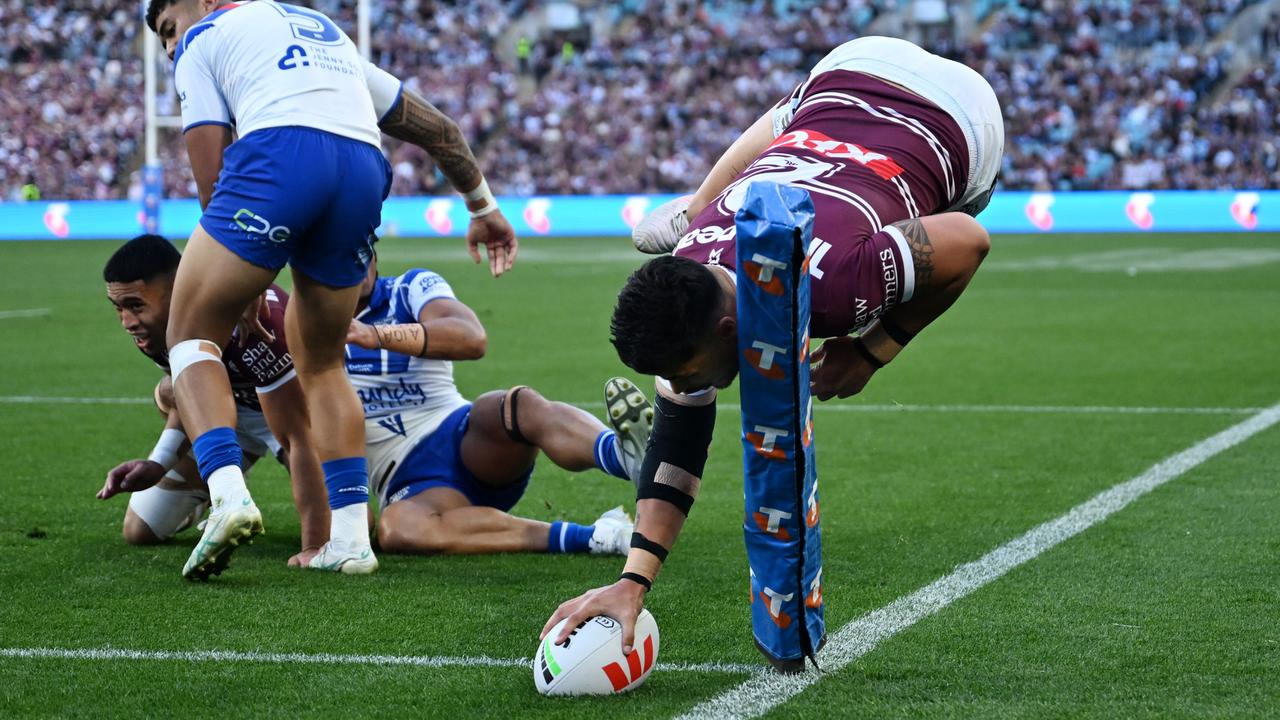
top-left (122, 510), bottom-right (163, 545)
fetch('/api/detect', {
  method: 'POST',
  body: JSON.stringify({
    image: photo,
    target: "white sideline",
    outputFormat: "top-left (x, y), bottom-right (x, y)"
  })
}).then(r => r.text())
top-left (0, 395), bottom-right (1263, 417)
top-left (0, 646), bottom-right (762, 676)
top-left (0, 308), bottom-right (51, 319)
top-left (678, 402), bottom-right (1280, 720)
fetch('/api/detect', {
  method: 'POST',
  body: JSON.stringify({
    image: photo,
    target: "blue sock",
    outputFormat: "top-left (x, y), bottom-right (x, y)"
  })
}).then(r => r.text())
top-left (323, 456), bottom-right (369, 509)
top-left (548, 521), bottom-right (595, 554)
top-left (593, 430), bottom-right (628, 480)
top-left (191, 427), bottom-right (241, 481)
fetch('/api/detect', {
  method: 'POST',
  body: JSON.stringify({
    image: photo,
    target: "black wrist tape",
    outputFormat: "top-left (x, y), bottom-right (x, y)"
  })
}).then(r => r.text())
top-left (880, 315), bottom-right (915, 347)
top-left (637, 481), bottom-right (695, 516)
top-left (619, 572), bottom-right (652, 590)
top-left (417, 322), bottom-right (430, 357)
top-left (630, 532), bottom-right (670, 562)
top-left (853, 336), bottom-right (886, 369)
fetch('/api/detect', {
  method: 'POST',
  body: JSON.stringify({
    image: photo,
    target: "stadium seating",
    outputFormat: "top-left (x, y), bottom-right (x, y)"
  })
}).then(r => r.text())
top-left (3, 0), bottom-right (1275, 201)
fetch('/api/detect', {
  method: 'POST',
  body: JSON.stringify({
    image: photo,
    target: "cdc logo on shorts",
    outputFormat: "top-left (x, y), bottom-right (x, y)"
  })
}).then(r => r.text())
top-left (735, 181), bottom-right (825, 671)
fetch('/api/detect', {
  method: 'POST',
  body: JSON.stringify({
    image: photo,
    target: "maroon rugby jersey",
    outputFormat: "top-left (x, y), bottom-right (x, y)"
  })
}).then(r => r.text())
top-left (675, 70), bottom-right (969, 338)
top-left (147, 285), bottom-right (295, 411)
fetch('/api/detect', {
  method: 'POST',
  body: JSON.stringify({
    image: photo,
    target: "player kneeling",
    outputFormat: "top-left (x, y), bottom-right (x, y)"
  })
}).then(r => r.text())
top-left (344, 255), bottom-right (652, 558)
top-left (98, 235), bottom-right (329, 568)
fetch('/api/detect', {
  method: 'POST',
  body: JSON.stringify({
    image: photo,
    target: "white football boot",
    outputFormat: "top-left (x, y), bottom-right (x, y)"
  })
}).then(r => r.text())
top-left (588, 506), bottom-right (634, 555)
top-left (307, 541), bottom-right (379, 575)
top-left (632, 195), bottom-right (691, 254)
top-left (181, 496), bottom-right (263, 581)
top-left (604, 377), bottom-right (654, 487)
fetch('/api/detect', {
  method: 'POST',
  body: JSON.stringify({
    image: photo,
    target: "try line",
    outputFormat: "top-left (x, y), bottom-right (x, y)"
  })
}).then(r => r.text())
top-left (0, 308), bottom-right (51, 319)
top-left (0, 395), bottom-right (1264, 416)
top-left (0, 646), bottom-right (761, 676)
top-left (679, 401), bottom-right (1280, 719)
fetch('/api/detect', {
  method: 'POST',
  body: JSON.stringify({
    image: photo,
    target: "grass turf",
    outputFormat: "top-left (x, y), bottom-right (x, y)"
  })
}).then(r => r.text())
top-left (0, 233), bottom-right (1276, 718)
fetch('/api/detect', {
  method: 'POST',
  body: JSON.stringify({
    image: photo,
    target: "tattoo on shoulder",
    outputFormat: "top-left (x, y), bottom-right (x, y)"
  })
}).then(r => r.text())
top-left (893, 218), bottom-right (934, 289)
top-left (380, 91), bottom-right (482, 192)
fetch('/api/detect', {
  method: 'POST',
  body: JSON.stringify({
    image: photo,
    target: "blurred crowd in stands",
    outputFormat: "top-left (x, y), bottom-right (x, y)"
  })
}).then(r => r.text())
top-left (3, 0), bottom-right (1276, 201)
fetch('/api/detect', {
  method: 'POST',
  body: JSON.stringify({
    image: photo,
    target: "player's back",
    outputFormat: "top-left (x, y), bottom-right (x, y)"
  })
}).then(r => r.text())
top-left (677, 70), bottom-right (970, 337)
top-left (176, 0), bottom-right (380, 147)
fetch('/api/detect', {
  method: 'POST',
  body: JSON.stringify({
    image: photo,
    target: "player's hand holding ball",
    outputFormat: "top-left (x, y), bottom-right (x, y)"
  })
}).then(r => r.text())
top-left (536, 581), bottom-right (659, 695)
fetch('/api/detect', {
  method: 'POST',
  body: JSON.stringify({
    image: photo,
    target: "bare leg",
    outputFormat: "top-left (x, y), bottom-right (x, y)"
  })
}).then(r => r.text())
top-left (378, 486), bottom-right (550, 555)
top-left (285, 269), bottom-right (379, 575)
top-left (461, 388), bottom-right (608, 484)
top-left (285, 269), bottom-right (366, 463)
top-left (166, 225), bottom-right (276, 440)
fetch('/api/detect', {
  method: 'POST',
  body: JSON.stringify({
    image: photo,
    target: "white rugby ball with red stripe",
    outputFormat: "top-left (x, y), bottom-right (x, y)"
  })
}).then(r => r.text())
top-left (534, 610), bottom-right (660, 695)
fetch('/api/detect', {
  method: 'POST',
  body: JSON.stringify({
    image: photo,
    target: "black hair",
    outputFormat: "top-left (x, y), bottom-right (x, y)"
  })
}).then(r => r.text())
top-left (103, 234), bottom-right (182, 284)
top-left (146, 0), bottom-right (183, 33)
top-left (610, 255), bottom-right (723, 376)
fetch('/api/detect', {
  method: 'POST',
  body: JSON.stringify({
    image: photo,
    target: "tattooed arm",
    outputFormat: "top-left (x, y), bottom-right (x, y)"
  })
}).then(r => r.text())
top-left (379, 89), bottom-right (483, 204)
top-left (810, 213), bottom-right (990, 400)
top-left (370, 64), bottom-right (517, 277)
top-left (346, 298), bottom-right (486, 361)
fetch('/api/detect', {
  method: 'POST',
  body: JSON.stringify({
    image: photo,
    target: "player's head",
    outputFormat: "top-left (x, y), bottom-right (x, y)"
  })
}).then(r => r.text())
top-left (611, 255), bottom-right (739, 394)
top-left (147, 0), bottom-right (220, 60)
top-left (104, 234), bottom-right (181, 358)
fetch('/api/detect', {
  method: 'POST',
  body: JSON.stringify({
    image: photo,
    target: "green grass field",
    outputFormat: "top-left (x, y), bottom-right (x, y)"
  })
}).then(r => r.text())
top-left (0, 233), bottom-right (1277, 718)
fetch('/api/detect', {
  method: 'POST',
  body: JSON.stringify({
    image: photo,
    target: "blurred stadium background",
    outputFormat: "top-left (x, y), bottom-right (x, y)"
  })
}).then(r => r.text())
top-left (3, 4), bottom-right (1279, 716)
top-left (3, 0), bottom-right (1278, 205)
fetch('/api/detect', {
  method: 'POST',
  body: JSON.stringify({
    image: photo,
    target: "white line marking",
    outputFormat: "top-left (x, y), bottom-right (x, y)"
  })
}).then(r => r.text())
top-left (574, 401), bottom-right (1261, 416)
top-left (0, 395), bottom-right (1263, 416)
top-left (0, 396), bottom-right (152, 405)
top-left (0, 646), bottom-right (763, 675)
top-left (680, 402), bottom-right (1280, 720)
top-left (0, 308), bottom-right (51, 319)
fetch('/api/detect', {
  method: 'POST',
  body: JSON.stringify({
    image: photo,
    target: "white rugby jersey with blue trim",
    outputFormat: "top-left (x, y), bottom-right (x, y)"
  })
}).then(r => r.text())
top-left (346, 269), bottom-right (466, 425)
top-left (173, 1), bottom-right (402, 145)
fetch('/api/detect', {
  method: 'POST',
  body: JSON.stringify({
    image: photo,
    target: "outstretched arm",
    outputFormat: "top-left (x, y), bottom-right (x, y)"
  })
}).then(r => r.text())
top-left (374, 73), bottom-right (517, 277)
top-left (633, 108), bottom-right (780, 255)
top-left (98, 378), bottom-right (190, 500)
top-left (541, 386), bottom-right (715, 654)
top-left (686, 109), bottom-right (777, 219)
top-left (811, 213), bottom-right (991, 400)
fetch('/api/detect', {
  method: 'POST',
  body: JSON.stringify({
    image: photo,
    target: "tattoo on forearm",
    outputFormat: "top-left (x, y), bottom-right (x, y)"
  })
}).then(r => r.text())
top-left (894, 218), bottom-right (934, 289)
top-left (380, 90), bottom-right (482, 192)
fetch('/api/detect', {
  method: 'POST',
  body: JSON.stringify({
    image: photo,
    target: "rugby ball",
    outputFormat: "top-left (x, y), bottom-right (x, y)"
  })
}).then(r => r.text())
top-left (534, 610), bottom-right (660, 696)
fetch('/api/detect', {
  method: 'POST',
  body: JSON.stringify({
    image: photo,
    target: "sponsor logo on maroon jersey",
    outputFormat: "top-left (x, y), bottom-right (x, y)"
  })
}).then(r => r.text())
top-left (768, 129), bottom-right (905, 181)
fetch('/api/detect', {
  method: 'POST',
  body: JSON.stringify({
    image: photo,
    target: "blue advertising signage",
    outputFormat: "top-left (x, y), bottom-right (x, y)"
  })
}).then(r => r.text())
top-left (0, 190), bottom-right (1271, 241)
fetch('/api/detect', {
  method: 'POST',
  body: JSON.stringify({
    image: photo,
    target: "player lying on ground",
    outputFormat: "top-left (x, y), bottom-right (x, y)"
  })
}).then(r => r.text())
top-left (97, 234), bottom-right (328, 568)
top-left (344, 255), bottom-right (654, 556)
top-left (146, 0), bottom-right (517, 579)
top-left (543, 36), bottom-right (1005, 652)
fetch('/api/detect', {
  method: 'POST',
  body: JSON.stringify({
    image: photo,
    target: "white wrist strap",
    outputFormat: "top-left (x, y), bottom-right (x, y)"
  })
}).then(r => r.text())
top-left (147, 428), bottom-right (186, 471)
top-left (463, 178), bottom-right (499, 219)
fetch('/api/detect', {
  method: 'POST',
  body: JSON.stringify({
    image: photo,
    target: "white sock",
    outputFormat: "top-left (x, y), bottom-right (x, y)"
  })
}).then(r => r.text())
top-left (207, 465), bottom-right (250, 509)
top-left (330, 504), bottom-right (370, 549)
